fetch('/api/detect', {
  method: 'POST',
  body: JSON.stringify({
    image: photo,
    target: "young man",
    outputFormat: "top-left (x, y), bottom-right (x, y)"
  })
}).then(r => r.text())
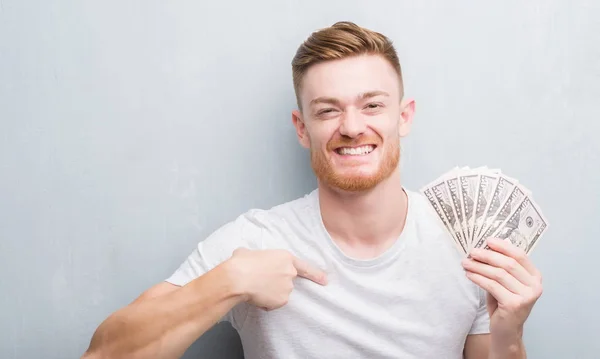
top-left (82, 22), bottom-right (543, 359)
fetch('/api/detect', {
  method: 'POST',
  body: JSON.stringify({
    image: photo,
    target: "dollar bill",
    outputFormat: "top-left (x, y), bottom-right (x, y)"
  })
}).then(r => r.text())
top-left (475, 175), bottom-right (516, 241)
top-left (487, 196), bottom-right (549, 254)
top-left (473, 184), bottom-right (528, 249)
top-left (431, 180), bottom-right (468, 253)
top-left (422, 188), bottom-right (465, 253)
top-left (446, 177), bottom-right (469, 245)
top-left (472, 174), bottom-right (499, 245)
top-left (458, 173), bottom-right (478, 248)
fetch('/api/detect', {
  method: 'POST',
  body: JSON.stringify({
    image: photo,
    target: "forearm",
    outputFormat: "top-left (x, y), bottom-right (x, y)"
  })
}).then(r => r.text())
top-left (489, 330), bottom-right (527, 359)
top-left (83, 261), bottom-right (244, 359)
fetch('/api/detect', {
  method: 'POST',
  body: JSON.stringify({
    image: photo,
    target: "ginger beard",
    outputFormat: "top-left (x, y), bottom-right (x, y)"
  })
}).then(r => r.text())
top-left (309, 134), bottom-right (400, 192)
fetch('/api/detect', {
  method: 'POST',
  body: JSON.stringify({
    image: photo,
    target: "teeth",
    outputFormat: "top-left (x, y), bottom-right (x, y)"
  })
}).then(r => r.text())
top-left (338, 145), bottom-right (375, 155)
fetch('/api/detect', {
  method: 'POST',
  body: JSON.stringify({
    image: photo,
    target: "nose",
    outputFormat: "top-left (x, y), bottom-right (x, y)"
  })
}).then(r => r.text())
top-left (338, 108), bottom-right (366, 138)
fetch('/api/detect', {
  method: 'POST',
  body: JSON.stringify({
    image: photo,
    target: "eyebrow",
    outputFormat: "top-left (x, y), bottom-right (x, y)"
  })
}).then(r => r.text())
top-left (309, 90), bottom-right (390, 108)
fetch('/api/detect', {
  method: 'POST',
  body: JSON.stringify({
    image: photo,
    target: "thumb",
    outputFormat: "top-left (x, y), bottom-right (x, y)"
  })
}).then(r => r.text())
top-left (486, 292), bottom-right (498, 317)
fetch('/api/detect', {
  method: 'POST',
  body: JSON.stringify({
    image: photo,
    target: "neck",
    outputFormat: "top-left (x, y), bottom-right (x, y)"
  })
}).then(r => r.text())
top-left (317, 170), bottom-right (409, 258)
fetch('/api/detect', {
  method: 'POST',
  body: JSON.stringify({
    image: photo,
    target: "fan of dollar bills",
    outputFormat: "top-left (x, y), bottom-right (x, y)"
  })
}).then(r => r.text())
top-left (420, 166), bottom-right (549, 256)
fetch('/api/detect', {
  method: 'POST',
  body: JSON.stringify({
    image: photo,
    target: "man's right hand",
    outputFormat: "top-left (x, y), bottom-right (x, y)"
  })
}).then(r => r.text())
top-left (227, 248), bottom-right (328, 311)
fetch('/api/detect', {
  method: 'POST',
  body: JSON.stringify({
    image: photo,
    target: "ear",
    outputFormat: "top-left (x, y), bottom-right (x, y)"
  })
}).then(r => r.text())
top-left (292, 110), bottom-right (310, 148)
top-left (398, 98), bottom-right (415, 138)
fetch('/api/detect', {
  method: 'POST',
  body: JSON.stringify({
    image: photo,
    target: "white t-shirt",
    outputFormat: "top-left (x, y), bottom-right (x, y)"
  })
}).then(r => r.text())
top-left (166, 188), bottom-right (490, 359)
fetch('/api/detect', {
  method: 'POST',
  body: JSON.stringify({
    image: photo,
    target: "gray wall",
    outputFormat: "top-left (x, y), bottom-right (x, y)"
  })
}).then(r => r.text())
top-left (1, 1), bottom-right (598, 358)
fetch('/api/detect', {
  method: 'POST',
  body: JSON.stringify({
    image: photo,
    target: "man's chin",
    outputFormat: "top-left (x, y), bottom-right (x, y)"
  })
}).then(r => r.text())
top-left (311, 152), bottom-right (399, 192)
top-left (322, 174), bottom-right (382, 192)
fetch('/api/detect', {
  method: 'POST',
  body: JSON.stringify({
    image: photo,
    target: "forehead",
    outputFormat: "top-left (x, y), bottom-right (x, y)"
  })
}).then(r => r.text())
top-left (300, 54), bottom-right (400, 108)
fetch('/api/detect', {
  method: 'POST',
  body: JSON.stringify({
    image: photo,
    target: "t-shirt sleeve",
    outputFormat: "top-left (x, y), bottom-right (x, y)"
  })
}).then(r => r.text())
top-left (469, 286), bottom-right (491, 335)
top-left (165, 209), bottom-right (267, 330)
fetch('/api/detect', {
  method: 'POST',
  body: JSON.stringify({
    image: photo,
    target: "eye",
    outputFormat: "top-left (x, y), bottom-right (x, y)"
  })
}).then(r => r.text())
top-left (365, 103), bottom-right (382, 109)
top-left (317, 108), bottom-right (337, 116)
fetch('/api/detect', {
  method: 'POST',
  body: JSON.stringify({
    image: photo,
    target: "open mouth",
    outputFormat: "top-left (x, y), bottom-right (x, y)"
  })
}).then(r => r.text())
top-left (335, 145), bottom-right (377, 156)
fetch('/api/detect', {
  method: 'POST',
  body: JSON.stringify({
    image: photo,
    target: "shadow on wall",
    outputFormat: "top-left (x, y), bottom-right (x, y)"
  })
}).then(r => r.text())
top-left (182, 323), bottom-right (244, 359)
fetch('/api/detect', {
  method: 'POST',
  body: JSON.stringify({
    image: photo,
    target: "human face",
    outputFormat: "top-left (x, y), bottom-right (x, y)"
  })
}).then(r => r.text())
top-left (292, 54), bottom-right (414, 192)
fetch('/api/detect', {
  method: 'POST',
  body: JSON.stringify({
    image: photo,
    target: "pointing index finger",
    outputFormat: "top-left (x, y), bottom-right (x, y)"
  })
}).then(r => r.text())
top-left (292, 257), bottom-right (328, 285)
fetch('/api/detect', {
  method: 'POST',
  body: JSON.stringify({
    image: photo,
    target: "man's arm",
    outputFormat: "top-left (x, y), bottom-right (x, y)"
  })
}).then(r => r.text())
top-left (464, 333), bottom-right (526, 359)
top-left (81, 260), bottom-right (245, 359)
top-left (81, 249), bottom-right (327, 359)
top-left (464, 334), bottom-right (490, 359)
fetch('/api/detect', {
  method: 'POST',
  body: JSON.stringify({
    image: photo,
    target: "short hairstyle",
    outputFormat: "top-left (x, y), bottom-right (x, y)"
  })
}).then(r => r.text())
top-left (291, 21), bottom-right (404, 110)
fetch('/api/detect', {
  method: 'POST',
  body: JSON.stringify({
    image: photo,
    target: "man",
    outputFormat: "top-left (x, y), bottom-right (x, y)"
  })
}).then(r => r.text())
top-left (82, 21), bottom-right (543, 359)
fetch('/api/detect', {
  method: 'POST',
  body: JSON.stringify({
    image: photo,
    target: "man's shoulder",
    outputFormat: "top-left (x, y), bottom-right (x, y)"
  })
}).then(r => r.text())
top-left (205, 189), bottom-right (318, 252)
top-left (226, 189), bottom-right (318, 232)
top-left (268, 189), bottom-right (318, 216)
top-left (191, 190), bottom-right (317, 255)
top-left (241, 189), bottom-right (317, 220)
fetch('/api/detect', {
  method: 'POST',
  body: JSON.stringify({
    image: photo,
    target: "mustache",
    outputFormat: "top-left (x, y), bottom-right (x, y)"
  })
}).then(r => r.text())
top-left (326, 136), bottom-right (381, 151)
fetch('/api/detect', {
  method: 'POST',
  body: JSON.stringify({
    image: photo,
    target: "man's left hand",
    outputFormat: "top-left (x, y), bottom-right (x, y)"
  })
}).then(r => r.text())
top-left (462, 237), bottom-right (543, 339)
